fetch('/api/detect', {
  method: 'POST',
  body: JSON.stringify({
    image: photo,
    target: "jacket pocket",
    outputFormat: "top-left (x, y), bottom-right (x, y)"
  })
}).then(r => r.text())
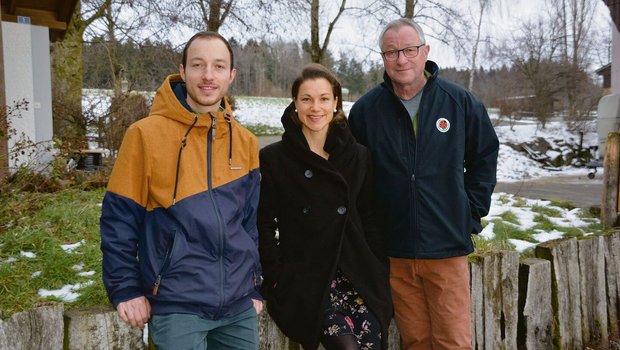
top-left (152, 229), bottom-right (178, 296)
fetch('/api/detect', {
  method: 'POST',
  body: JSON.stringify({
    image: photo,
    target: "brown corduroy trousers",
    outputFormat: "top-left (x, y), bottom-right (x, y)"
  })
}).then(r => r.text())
top-left (389, 256), bottom-right (472, 350)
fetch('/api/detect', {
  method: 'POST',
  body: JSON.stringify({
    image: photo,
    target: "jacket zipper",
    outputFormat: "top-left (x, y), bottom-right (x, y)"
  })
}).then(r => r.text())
top-left (407, 97), bottom-right (419, 254)
top-left (152, 230), bottom-right (177, 295)
top-left (208, 114), bottom-right (227, 319)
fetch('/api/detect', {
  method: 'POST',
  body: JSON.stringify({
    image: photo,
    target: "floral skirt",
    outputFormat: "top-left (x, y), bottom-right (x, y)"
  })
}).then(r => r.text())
top-left (322, 269), bottom-right (381, 350)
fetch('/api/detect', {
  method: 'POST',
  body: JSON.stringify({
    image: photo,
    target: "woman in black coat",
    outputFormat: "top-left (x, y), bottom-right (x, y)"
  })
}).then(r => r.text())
top-left (258, 63), bottom-right (392, 350)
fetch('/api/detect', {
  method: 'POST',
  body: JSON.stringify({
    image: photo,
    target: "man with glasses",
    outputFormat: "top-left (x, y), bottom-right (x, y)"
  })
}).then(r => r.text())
top-left (349, 18), bottom-right (498, 350)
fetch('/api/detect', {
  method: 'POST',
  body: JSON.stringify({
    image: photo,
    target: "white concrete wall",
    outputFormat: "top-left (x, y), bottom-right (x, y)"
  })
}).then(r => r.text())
top-left (32, 25), bottom-right (53, 144)
top-left (596, 20), bottom-right (620, 155)
top-left (613, 24), bottom-right (620, 96)
top-left (1, 21), bottom-right (54, 170)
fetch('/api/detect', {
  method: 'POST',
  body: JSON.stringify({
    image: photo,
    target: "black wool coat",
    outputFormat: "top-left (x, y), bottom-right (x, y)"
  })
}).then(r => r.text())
top-left (258, 103), bottom-right (393, 350)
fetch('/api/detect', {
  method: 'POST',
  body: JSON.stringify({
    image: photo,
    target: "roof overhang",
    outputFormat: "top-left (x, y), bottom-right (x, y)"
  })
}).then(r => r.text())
top-left (604, 0), bottom-right (620, 32)
top-left (1, 0), bottom-right (79, 42)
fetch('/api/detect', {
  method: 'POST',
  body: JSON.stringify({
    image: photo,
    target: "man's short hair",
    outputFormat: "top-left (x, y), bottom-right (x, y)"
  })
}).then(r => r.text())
top-left (378, 18), bottom-right (426, 50)
top-left (181, 31), bottom-right (235, 70)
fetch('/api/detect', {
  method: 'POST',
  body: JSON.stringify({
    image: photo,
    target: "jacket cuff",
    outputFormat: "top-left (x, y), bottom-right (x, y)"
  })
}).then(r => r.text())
top-left (249, 289), bottom-right (263, 301)
top-left (111, 288), bottom-right (144, 308)
top-left (471, 220), bottom-right (483, 234)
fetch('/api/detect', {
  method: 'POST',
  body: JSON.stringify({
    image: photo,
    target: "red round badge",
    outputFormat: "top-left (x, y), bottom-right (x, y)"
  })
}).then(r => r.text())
top-left (436, 117), bottom-right (450, 133)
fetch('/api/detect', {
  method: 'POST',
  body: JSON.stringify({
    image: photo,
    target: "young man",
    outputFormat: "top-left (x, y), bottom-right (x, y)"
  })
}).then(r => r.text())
top-left (349, 19), bottom-right (499, 350)
top-left (100, 31), bottom-right (263, 350)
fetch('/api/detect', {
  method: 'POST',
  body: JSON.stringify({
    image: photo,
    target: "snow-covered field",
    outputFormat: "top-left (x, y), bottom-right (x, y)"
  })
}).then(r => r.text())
top-left (493, 120), bottom-right (597, 182)
top-left (232, 95), bottom-right (598, 182)
top-left (84, 91), bottom-right (599, 182)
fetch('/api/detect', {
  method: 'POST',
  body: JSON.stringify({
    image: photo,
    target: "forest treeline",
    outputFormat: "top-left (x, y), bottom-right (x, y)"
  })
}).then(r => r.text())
top-left (83, 38), bottom-right (602, 110)
top-left (44, 0), bottom-right (608, 153)
top-left (82, 38), bottom-right (383, 99)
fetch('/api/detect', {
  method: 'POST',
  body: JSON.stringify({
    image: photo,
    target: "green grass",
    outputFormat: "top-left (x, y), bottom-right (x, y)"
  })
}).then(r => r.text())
top-left (244, 123), bottom-right (283, 136)
top-left (499, 210), bottom-right (520, 224)
top-left (0, 185), bottom-right (607, 320)
top-left (548, 199), bottom-right (575, 210)
top-left (531, 205), bottom-right (563, 217)
top-left (471, 193), bottom-right (605, 254)
top-left (0, 188), bottom-right (105, 318)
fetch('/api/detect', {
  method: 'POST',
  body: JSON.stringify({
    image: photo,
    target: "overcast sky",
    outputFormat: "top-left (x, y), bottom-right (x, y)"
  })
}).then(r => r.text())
top-left (161, 0), bottom-right (612, 70)
top-left (327, 0), bottom-right (612, 69)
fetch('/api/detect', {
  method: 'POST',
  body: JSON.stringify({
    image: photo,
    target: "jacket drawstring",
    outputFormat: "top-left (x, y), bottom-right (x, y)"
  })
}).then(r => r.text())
top-left (172, 111), bottom-right (237, 204)
top-left (172, 116), bottom-right (198, 205)
top-left (226, 112), bottom-right (241, 170)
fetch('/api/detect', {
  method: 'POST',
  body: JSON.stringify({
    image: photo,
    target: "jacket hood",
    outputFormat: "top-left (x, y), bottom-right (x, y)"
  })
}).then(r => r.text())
top-left (150, 74), bottom-right (242, 205)
top-left (382, 59), bottom-right (439, 94)
top-left (150, 74), bottom-right (235, 128)
top-left (280, 102), bottom-right (356, 159)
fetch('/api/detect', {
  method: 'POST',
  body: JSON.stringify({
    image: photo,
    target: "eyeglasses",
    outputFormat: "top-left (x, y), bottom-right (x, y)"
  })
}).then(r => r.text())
top-left (381, 44), bottom-right (426, 61)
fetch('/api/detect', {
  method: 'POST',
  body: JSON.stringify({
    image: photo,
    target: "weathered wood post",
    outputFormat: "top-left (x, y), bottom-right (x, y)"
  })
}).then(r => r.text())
top-left (469, 251), bottom-right (519, 350)
top-left (606, 231), bottom-right (620, 340)
top-left (0, 303), bottom-right (64, 350)
top-left (470, 256), bottom-right (484, 349)
top-left (517, 258), bottom-right (552, 349)
top-left (602, 132), bottom-right (620, 228)
top-left (577, 236), bottom-right (608, 349)
top-left (258, 305), bottom-right (298, 350)
top-left (64, 305), bottom-right (144, 350)
top-left (535, 238), bottom-right (582, 350)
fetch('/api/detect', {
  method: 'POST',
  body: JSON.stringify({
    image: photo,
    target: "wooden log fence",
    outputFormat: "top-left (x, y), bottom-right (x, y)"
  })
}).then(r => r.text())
top-left (535, 237), bottom-right (584, 349)
top-left (518, 258), bottom-right (553, 349)
top-left (602, 132), bottom-right (620, 228)
top-left (1, 232), bottom-right (619, 350)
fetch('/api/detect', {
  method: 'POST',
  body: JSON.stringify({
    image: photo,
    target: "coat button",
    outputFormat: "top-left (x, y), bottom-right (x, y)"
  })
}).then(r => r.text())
top-left (304, 170), bottom-right (313, 178)
top-left (302, 206), bottom-right (311, 214)
top-left (337, 206), bottom-right (347, 215)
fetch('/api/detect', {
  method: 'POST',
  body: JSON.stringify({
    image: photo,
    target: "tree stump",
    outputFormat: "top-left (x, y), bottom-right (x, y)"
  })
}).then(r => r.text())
top-left (602, 132), bottom-right (620, 228)
top-left (0, 303), bottom-right (64, 350)
top-left (64, 305), bottom-right (143, 350)
top-left (606, 231), bottom-right (620, 339)
top-left (258, 306), bottom-right (298, 350)
top-left (518, 258), bottom-right (553, 349)
top-left (470, 251), bottom-right (519, 350)
top-left (578, 236), bottom-right (608, 349)
top-left (535, 238), bottom-right (583, 350)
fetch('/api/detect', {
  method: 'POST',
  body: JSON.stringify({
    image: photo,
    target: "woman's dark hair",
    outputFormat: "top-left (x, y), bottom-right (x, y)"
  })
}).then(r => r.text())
top-left (181, 31), bottom-right (234, 70)
top-left (290, 63), bottom-right (346, 126)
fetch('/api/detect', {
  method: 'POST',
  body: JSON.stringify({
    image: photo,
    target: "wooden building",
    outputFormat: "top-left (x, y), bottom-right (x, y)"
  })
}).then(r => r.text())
top-left (0, 0), bottom-right (78, 178)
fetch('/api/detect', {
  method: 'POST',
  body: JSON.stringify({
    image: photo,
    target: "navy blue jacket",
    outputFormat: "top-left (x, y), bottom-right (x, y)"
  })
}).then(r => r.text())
top-left (349, 61), bottom-right (499, 259)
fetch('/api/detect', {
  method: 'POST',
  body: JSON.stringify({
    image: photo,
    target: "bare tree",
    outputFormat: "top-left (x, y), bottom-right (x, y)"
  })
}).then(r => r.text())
top-left (548, 0), bottom-right (600, 121)
top-left (355, 0), bottom-right (458, 25)
top-left (51, 0), bottom-right (112, 147)
top-left (345, 0), bottom-right (461, 63)
top-left (308, 0), bottom-right (347, 63)
top-left (152, 0), bottom-right (282, 38)
top-left (445, 0), bottom-right (510, 92)
top-left (86, 1), bottom-right (158, 94)
top-left (467, 0), bottom-right (489, 91)
top-left (358, 0), bottom-right (416, 19)
top-left (500, 17), bottom-right (563, 128)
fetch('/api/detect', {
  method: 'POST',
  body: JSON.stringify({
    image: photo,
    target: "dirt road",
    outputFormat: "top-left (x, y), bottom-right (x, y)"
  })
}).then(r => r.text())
top-left (494, 174), bottom-right (603, 208)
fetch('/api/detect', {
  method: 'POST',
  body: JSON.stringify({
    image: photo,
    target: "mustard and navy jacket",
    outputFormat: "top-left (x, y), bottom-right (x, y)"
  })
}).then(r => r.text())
top-left (100, 74), bottom-right (262, 320)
